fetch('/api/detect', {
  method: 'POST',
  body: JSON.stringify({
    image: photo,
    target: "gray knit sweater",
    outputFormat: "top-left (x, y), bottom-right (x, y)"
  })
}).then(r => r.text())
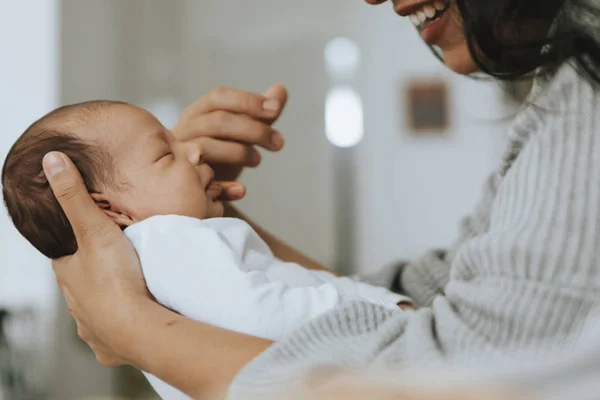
top-left (228, 61), bottom-right (600, 399)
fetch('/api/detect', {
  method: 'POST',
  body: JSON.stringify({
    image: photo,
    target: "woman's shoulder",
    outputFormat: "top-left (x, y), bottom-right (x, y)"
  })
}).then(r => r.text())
top-left (528, 60), bottom-right (598, 142)
top-left (527, 59), bottom-right (598, 111)
top-left (500, 60), bottom-right (599, 175)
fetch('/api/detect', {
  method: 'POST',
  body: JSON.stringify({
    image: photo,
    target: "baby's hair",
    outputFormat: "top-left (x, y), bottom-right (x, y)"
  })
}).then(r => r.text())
top-left (1, 100), bottom-right (126, 259)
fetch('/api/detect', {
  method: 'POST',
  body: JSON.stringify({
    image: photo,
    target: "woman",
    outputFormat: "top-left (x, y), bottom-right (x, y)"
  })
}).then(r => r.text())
top-left (46, 0), bottom-right (600, 398)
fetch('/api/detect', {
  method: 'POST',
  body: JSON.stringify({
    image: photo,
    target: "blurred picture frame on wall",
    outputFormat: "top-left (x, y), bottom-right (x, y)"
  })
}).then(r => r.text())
top-left (405, 78), bottom-right (450, 135)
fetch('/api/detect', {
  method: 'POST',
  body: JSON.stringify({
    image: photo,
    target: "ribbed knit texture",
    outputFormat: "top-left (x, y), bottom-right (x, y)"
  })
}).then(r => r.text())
top-left (228, 61), bottom-right (600, 399)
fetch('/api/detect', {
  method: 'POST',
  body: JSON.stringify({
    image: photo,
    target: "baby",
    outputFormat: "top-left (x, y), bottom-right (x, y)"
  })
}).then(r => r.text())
top-left (2, 101), bottom-right (411, 399)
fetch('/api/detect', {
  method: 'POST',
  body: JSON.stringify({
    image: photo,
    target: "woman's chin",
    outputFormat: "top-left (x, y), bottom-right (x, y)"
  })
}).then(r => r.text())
top-left (441, 46), bottom-right (479, 75)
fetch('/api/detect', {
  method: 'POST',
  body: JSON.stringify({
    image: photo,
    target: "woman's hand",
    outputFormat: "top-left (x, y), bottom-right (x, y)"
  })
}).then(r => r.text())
top-left (43, 151), bottom-right (150, 367)
top-left (172, 84), bottom-right (288, 201)
top-left (44, 152), bottom-right (274, 398)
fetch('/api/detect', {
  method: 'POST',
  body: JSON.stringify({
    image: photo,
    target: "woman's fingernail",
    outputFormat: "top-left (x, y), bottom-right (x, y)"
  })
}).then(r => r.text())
top-left (263, 99), bottom-right (280, 112)
top-left (43, 152), bottom-right (65, 176)
top-left (271, 132), bottom-right (284, 149)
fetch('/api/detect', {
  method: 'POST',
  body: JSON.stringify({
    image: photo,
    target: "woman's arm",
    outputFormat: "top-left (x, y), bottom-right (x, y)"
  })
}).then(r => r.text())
top-left (224, 203), bottom-right (336, 275)
top-left (126, 298), bottom-right (272, 399)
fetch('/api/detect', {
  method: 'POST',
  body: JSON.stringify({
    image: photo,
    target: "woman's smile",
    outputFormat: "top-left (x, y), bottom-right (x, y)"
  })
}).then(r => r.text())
top-left (389, 0), bottom-right (475, 73)
top-left (394, 0), bottom-right (454, 45)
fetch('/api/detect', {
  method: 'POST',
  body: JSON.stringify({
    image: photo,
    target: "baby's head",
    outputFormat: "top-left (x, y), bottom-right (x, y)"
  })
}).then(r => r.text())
top-left (2, 100), bottom-right (223, 259)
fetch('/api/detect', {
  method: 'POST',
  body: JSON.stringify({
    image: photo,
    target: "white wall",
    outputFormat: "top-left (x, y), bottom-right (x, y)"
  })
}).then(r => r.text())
top-left (0, 0), bottom-right (60, 397)
top-left (355, 7), bottom-right (512, 272)
top-left (174, 0), bottom-right (371, 269)
top-left (0, 1), bottom-right (59, 315)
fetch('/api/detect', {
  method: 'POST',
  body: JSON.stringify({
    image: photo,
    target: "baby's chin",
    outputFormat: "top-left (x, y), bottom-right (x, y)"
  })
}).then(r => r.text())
top-left (208, 200), bottom-right (225, 218)
top-left (200, 195), bottom-right (225, 219)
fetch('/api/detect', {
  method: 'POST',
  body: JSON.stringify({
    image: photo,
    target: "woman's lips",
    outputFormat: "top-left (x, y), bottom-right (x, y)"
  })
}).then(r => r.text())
top-left (420, 7), bottom-right (451, 45)
top-left (398, 0), bottom-right (452, 47)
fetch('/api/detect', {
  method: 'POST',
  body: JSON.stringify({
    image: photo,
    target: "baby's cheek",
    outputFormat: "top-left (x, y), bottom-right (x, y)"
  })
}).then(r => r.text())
top-left (133, 173), bottom-right (209, 219)
top-left (178, 185), bottom-right (210, 220)
top-left (133, 187), bottom-right (187, 219)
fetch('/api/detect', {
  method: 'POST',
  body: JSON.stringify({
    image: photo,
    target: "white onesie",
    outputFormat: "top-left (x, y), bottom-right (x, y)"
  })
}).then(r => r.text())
top-left (124, 215), bottom-right (411, 399)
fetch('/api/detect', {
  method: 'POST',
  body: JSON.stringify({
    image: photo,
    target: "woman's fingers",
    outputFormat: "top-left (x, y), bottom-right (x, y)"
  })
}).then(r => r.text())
top-left (174, 84), bottom-right (288, 143)
top-left (42, 152), bottom-right (120, 247)
top-left (193, 137), bottom-right (261, 167)
top-left (261, 83), bottom-right (289, 123)
top-left (170, 84), bottom-right (288, 186)
top-left (177, 112), bottom-right (285, 151)
top-left (181, 85), bottom-right (286, 124)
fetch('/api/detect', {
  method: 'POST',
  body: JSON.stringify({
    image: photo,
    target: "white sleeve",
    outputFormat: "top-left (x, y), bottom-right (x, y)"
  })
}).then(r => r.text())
top-left (125, 215), bottom-right (343, 341)
top-left (311, 270), bottom-right (413, 307)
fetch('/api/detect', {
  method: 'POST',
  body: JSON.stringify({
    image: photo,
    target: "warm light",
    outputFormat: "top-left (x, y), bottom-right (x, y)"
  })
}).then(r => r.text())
top-left (325, 86), bottom-right (364, 148)
top-left (324, 37), bottom-right (361, 78)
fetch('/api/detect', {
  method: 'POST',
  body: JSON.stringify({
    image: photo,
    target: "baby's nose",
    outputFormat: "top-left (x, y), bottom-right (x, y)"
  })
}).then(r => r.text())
top-left (186, 142), bottom-right (204, 165)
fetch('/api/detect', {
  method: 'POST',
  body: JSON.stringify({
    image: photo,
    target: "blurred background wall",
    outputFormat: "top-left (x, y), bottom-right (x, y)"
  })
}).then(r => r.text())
top-left (0, 0), bottom-right (521, 398)
top-left (0, 2), bottom-right (60, 399)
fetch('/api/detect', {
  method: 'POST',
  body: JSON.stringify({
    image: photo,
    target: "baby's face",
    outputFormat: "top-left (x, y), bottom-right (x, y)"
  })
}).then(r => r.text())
top-left (93, 104), bottom-right (223, 225)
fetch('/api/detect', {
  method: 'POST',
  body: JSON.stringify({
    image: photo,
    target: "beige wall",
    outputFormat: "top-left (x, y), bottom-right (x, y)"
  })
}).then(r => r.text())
top-left (61, 0), bottom-right (355, 269)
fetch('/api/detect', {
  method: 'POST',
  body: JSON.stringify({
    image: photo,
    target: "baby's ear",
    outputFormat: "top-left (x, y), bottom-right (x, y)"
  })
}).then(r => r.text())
top-left (90, 192), bottom-right (111, 210)
top-left (90, 193), bottom-right (135, 228)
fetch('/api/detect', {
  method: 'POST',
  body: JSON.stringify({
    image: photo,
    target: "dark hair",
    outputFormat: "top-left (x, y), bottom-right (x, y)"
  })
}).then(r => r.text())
top-left (456, 0), bottom-right (600, 85)
top-left (1, 101), bottom-right (121, 259)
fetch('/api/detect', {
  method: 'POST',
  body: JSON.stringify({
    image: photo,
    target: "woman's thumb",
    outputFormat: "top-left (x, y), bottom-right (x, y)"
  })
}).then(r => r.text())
top-left (43, 152), bottom-right (116, 244)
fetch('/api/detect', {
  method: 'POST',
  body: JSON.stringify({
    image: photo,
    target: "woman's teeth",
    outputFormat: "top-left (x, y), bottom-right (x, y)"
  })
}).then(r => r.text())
top-left (409, 1), bottom-right (449, 29)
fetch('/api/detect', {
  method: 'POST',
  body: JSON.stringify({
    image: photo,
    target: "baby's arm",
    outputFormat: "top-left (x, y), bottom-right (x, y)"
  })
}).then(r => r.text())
top-left (126, 216), bottom-right (347, 341)
top-left (310, 270), bottom-right (414, 308)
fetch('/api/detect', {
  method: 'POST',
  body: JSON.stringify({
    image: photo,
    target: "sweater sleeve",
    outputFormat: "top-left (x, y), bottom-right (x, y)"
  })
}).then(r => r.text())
top-left (228, 64), bottom-right (600, 399)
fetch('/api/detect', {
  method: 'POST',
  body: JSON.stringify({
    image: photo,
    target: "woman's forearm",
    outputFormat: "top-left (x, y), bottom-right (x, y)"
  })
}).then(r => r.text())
top-left (224, 203), bottom-right (337, 275)
top-left (123, 298), bottom-right (272, 399)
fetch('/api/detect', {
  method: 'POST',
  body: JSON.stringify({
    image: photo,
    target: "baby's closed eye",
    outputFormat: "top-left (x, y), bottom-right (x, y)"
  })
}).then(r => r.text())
top-left (155, 152), bottom-right (173, 163)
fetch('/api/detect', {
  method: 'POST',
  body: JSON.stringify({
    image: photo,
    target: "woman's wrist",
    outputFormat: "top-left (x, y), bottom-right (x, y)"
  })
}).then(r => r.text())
top-left (115, 296), bottom-right (272, 398)
top-left (108, 297), bottom-right (167, 369)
